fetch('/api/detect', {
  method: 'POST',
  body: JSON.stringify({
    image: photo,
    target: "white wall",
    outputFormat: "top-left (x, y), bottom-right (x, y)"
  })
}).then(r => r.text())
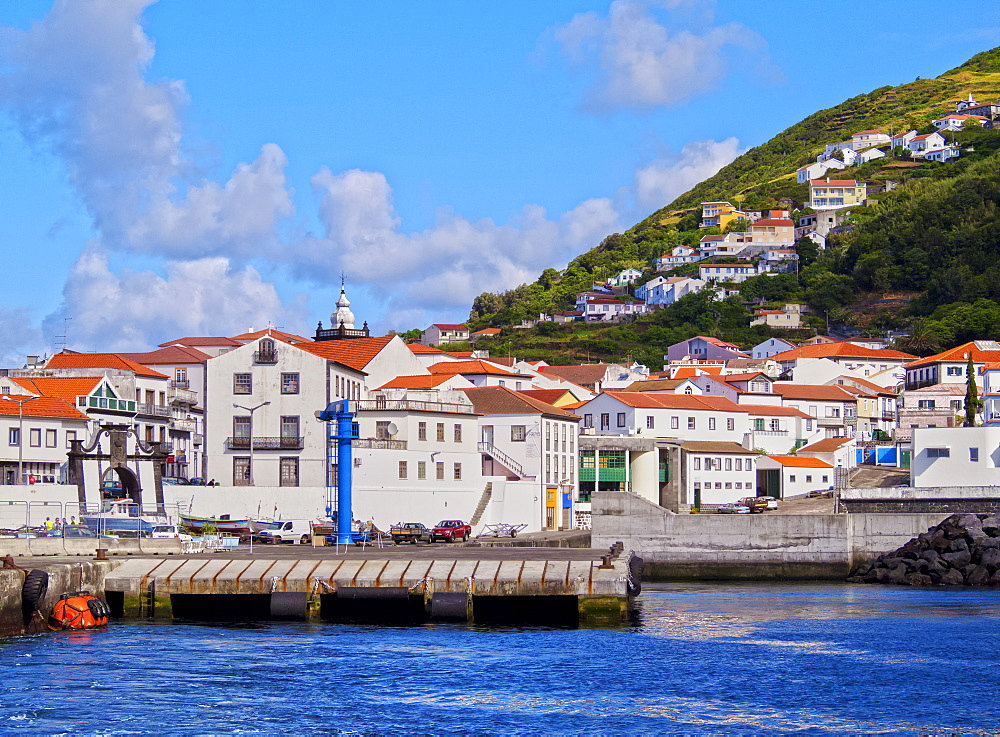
top-left (686, 453), bottom-right (757, 505)
top-left (911, 427), bottom-right (1000, 488)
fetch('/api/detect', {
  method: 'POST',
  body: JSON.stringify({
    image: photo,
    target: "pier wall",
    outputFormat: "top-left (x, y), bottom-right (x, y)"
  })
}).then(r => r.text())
top-left (592, 491), bottom-right (943, 580)
top-left (0, 560), bottom-right (113, 637)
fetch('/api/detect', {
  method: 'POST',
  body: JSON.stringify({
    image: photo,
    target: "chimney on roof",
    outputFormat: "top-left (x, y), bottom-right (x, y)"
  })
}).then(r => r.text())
top-left (26, 355), bottom-right (38, 367)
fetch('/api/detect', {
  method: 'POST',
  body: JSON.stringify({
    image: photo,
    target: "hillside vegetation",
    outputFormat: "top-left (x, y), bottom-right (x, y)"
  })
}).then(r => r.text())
top-left (465, 47), bottom-right (1000, 363)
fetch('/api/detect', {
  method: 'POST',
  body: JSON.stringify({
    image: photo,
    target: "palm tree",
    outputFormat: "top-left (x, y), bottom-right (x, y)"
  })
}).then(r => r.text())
top-left (901, 319), bottom-right (941, 355)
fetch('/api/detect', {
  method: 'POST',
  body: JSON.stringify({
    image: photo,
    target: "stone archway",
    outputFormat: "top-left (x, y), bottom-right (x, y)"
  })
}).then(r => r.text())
top-left (67, 423), bottom-right (167, 511)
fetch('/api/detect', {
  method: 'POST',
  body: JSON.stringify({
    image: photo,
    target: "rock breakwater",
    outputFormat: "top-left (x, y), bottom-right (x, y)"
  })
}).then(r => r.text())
top-left (848, 513), bottom-right (1000, 586)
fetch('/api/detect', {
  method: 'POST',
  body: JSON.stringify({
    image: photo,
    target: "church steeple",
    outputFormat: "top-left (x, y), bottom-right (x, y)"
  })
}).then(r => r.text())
top-left (331, 279), bottom-right (356, 329)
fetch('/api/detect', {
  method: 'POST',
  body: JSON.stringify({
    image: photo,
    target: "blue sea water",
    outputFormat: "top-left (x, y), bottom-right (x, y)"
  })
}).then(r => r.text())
top-left (3, 582), bottom-right (1000, 734)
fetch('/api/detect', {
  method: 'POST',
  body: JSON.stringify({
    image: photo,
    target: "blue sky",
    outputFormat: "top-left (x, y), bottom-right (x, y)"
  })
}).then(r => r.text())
top-left (0, 0), bottom-right (996, 359)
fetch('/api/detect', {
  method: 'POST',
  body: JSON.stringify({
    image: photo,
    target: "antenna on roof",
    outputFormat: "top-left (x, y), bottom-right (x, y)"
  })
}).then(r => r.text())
top-left (55, 317), bottom-right (72, 352)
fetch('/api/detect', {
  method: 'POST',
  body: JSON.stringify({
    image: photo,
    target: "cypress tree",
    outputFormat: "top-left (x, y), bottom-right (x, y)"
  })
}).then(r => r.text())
top-left (964, 354), bottom-right (982, 427)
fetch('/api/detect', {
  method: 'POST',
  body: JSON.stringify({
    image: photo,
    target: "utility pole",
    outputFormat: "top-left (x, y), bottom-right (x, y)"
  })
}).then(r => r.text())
top-left (233, 401), bottom-right (270, 485)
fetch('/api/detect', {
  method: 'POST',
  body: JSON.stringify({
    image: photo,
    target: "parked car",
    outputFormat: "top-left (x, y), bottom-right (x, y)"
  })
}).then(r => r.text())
top-left (390, 522), bottom-right (431, 545)
top-left (100, 479), bottom-right (124, 498)
top-left (717, 503), bottom-right (751, 514)
top-left (253, 520), bottom-right (313, 544)
top-left (151, 524), bottom-right (193, 542)
top-left (161, 476), bottom-right (189, 485)
top-left (429, 520), bottom-right (472, 543)
top-left (758, 496), bottom-right (779, 510)
top-left (738, 497), bottom-right (769, 514)
top-left (41, 525), bottom-right (114, 539)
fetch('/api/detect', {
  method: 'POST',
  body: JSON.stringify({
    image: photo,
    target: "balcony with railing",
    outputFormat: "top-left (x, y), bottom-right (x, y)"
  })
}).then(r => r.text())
top-left (168, 386), bottom-right (198, 406)
top-left (169, 379), bottom-right (190, 389)
top-left (170, 418), bottom-right (197, 433)
top-left (225, 436), bottom-right (304, 450)
top-left (353, 438), bottom-right (408, 450)
top-left (355, 399), bottom-right (474, 415)
top-left (136, 402), bottom-right (171, 418)
top-left (751, 429), bottom-right (789, 436)
top-left (253, 347), bottom-right (279, 364)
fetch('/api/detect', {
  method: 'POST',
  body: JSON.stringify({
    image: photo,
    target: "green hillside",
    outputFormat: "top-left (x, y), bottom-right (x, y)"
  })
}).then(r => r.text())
top-left (463, 47), bottom-right (1000, 363)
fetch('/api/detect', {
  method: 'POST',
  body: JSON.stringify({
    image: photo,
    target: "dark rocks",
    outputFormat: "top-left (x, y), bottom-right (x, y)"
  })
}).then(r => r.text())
top-left (849, 513), bottom-right (1000, 587)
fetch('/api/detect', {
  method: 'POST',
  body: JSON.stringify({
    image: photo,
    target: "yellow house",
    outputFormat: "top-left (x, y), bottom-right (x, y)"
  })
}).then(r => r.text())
top-left (809, 179), bottom-right (867, 210)
top-left (700, 201), bottom-right (748, 230)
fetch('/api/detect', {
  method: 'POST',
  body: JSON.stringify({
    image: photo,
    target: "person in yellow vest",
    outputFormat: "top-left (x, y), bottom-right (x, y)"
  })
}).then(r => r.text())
top-left (43, 517), bottom-right (54, 530)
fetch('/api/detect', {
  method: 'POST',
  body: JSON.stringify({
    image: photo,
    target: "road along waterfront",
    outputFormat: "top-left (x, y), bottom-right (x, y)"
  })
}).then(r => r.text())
top-left (3, 581), bottom-right (999, 733)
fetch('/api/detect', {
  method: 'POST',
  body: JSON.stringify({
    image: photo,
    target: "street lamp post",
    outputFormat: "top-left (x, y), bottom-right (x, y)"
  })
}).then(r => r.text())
top-left (2, 396), bottom-right (39, 485)
top-left (233, 401), bottom-right (270, 485)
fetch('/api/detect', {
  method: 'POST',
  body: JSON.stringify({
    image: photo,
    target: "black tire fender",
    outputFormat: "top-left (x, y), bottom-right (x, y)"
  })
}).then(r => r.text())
top-left (21, 569), bottom-right (49, 608)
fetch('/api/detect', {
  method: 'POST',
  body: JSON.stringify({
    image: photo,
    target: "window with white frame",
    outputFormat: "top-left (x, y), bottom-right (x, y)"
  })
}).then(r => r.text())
top-left (45, 429), bottom-right (57, 448)
top-left (646, 416), bottom-right (655, 429)
top-left (671, 417), bottom-right (679, 429)
top-left (511, 425), bottom-right (526, 442)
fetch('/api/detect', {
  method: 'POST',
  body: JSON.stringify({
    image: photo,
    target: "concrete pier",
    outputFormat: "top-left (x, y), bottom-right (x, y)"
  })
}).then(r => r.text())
top-left (103, 550), bottom-right (637, 626)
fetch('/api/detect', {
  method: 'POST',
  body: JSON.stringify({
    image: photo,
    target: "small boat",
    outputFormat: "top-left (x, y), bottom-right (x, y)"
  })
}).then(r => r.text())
top-left (81, 500), bottom-right (164, 537)
top-left (179, 513), bottom-right (269, 536)
top-left (48, 591), bottom-right (110, 630)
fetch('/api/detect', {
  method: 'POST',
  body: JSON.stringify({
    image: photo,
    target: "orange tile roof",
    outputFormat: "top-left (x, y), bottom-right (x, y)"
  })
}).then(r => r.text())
top-left (798, 438), bottom-right (854, 453)
top-left (673, 366), bottom-right (723, 379)
top-left (837, 385), bottom-right (876, 398)
top-left (838, 376), bottom-right (898, 395)
top-left (600, 391), bottom-right (748, 413)
top-left (430, 323), bottom-right (468, 331)
top-left (770, 342), bottom-right (916, 362)
top-left (720, 372), bottom-right (768, 382)
top-left (515, 389), bottom-right (572, 405)
top-left (45, 353), bottom-right (169, 379)
top-left (771, 384), bottom-right (857, 402)
top-left (428, 360), bottom-right (521, 377)
top-left (0, 395), bottom-right (88, 421)
top-left (231, 328), bottom-right (311, 343)
top-left (538, 365), bottom-right (611, 386)
top-left (471, 328), bottom-right (501, 335)
top-left (751, 218), bottom-right (794, 227)
top-left (10, 377), bottom-right (102, 406)
top-left (905, 342), bottom-right (1000, 368)
top-left (294, 337), bottom-right (394, 373)
top-left (809, 179), bottom-right (860, 186)
top-left (445, 352), bottom-right (475, 358)
top-left (376, 374), bottom-right (456, 390)
top-left (407, 344), bottom-right (448, 354)
top-left (767, 455), bottom-right (834, 468)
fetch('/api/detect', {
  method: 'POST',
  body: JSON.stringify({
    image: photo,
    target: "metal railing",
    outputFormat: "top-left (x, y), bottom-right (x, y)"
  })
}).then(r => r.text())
top-left (355, 399), bottom-right (474, 414)
top-left (171, 418), bottom-right (197, 433)
top-left (169, 387), bottom-right (198, 406)
top-left (225, 436), bottom-right (304, 450)
top-left (136, 402), bottom-right (171, 418)
top-left (253, 349), bottom-right (279, 364)
top-left (477, 442), bottom-right (525, 478)
top-left (352, 438), bottom-right (407, 450)
top-left (169, 379), bottom-right (190, 389)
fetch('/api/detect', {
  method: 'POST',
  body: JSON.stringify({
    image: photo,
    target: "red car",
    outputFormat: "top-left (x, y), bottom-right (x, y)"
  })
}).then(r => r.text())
top-left (429, 519), bottom-right (472, 543)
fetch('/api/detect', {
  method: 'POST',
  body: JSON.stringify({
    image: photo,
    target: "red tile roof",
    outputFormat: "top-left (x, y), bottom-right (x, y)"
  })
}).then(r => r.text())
top-left (766, 455), bottom-right (834, 468)
top-left (471, 328), bottom-right (501, 336)
top-left (46, 353), bottom-right (169, 379)
top-left (751, 218), bottom-right (794, 227)
top-left (838, 377), bottom-right (898, 395)
top-left (158, 336), bottom-right (241, 348)
top-left (294, 336), bottom-right (396, 373)
top-left (673, 366), bottom-right (724, 379)
top-left (230, 328), bottom-right (311, 343)
top-left (809, 179), bottom-right (860, 187)
top-left (905, 342), bottom-right (1000, 368)
top-left (430, 324), bottom-right (468, 331)
top-left (0, 395), bottom-right (88, 421)
top-left (376, 374), bottom-right (457, 390)
top-left (10, 377), bottom-right (103, 406)
top-left (428, 360), bottom-right (521, 377)
top-left (853, 130), bottom-right (883, 135)
top-left (770, 342), bottom-right (916, 362)
top-left (539, 364), bottom-right (611, 387)
top-left (119, 346), bottom-right (211, 365)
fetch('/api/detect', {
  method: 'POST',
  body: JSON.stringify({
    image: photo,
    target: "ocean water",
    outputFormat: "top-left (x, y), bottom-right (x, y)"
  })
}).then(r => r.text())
top-left (3, 582), bottom-right (1000, 734)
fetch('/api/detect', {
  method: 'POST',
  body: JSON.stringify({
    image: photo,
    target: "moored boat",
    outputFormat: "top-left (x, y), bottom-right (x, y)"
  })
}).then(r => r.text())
top-left (179, 513), bottom-right (269, 536)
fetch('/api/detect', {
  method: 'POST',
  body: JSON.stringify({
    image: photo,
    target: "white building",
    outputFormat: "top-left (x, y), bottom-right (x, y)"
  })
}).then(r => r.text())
top-left (756, 455), bottom-right (835, 498)
top-left (752, 338), bottom-right (796, 360)
top-left (421, 324), bottom-right (470, 347)
top-left (910, 426), bottom-right (1000, 488)
top-left (0, 395), bottom-right (89, 484)
top-left (577, 391), bottom-right (748, 442)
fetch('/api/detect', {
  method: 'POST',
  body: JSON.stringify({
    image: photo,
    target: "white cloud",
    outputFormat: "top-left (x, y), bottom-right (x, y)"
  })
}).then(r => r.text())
top-left (553, 0), bottom-right (780, 113)
top-left (44, 248), bottom-right (301, 352)
top-left (0, 0), bottom-right (294, 257)
top-left (632, 137), bottom-right (743, 210)
top-left (301, 169), bottom-right (622, 315)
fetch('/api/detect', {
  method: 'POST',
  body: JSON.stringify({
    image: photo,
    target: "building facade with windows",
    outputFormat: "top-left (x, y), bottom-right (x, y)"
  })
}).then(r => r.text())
top-left (203, 335), bottom-right (366, 487)
top-left (0, 396), bottom-right (89, 484)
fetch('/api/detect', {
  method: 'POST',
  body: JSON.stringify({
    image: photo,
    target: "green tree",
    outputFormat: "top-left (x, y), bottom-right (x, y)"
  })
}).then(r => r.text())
top-left (965, 354), bottom-right (982, 427)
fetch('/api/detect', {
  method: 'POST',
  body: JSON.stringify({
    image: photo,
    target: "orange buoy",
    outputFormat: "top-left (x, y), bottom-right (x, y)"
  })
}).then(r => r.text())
top-left (48, 591), bottom-right (110, 630)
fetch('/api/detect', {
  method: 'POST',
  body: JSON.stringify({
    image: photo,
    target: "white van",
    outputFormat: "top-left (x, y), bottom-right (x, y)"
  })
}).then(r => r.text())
top-left (254, 520), bottom-right (313, 544)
